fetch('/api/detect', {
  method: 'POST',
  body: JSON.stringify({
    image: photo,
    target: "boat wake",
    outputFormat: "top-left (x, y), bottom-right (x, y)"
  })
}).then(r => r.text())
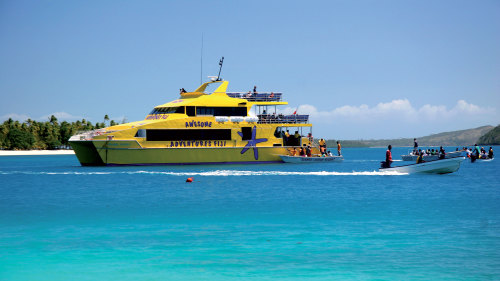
top-left (0, 170), bottom-right (408, 176)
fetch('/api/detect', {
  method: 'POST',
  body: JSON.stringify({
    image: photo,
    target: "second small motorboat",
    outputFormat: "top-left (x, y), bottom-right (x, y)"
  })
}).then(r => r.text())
top-left (379, 157), bottom-right (466, 174)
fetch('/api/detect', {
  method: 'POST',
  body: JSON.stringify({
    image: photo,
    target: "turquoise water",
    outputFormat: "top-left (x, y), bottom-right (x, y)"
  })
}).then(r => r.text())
top-left (1, 147), bottom-right (499, 280)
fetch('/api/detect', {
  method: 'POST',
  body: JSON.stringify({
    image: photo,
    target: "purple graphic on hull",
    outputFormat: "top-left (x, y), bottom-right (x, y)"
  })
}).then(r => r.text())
top-left (238, 126), bottom-right (267, 160)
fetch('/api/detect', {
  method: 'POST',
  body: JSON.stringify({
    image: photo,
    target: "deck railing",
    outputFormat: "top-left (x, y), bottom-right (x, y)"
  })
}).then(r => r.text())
top-left (257, 114), bottom-right (309, 124)
top-left (226, 92), bottom-right (282, 102)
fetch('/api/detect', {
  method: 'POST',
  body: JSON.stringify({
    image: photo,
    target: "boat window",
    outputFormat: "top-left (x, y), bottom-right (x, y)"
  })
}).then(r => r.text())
top-left (186, 106), bottom-right (196, 117)
top-left (146, 129), bottom-right (232, 141)
top-left (135, 129), bottom-right (146, 138)
top-left (241, 127), bottom-right (252, 140)
top-left (196, 107), bottom-right (215, 116)
top-left (196, 107), bottom-right (247, 117)
top-left (149, 107), bottom-right (185, 115)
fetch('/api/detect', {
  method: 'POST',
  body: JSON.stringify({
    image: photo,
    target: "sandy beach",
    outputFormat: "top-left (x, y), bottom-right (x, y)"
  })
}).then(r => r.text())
top-left (0, 150), bottom-right (75, 156)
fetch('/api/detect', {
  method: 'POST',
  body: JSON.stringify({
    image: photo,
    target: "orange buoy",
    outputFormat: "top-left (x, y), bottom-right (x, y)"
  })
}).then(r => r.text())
top-left (186, 177), bottom-right (193, 183)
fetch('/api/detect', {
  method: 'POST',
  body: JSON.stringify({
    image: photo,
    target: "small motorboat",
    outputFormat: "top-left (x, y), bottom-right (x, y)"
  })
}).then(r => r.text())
top-left (279, 155), bottom-right (344, 163)
top-left (401, 150), bottom-right (464, 161)
top-left (471, 156), bottom-right (494, 163)
top-left (379, 156), bottom-right (466, 174)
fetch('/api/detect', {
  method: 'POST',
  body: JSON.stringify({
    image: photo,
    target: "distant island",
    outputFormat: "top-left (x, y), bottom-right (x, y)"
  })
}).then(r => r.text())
top-left (327, 125), bottom-right (497, 148)
top-left (477, 124), bottom-right (500, 145)
top-left (1, 116), bottom-right (498, 150)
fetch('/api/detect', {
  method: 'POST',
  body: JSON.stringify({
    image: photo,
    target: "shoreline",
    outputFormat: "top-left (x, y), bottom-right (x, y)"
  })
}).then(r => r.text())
top-left (0, 150), bottom-right (75, 156)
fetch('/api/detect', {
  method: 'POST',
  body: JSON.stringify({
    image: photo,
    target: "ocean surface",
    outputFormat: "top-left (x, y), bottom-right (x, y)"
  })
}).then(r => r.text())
top-left (1, 146), bottom-right (499, 280)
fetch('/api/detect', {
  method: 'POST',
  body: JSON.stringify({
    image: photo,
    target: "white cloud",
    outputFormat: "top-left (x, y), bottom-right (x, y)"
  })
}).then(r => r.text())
top-left (1, 112), bottom-right (84, 123)
top-left (279, 99), bottom-right (497, 139)
top-left (39, 112), bottom-right (83, 121)
top-left (0, 113), bottom-right (31, 122)
top-left (282, 99), bottom-right (494, 122)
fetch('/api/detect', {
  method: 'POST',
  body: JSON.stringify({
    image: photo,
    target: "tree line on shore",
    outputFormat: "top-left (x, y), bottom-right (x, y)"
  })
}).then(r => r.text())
top-left (0, 115), bottom-right (119, 150)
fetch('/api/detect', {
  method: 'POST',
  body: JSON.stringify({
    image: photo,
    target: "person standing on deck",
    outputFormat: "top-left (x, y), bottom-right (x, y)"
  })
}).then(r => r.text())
top-left (413, 138), bottom-right (418, 154)
top-left (383, 145), bottom-right (393, 168)
top-left (488, 147), bottom-right (494, 159)
top-left (337, 141), bottom-right (342, 156)
top-left (319, 138), bottom-right (326, 155)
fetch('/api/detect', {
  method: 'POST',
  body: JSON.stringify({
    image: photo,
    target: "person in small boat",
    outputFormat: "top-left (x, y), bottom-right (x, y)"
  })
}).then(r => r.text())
top-left (328, 150), bottom-right (333, 156)
top-left (470, 145), bottom-right (478, 162)
top-left (416, 150), bottom-right (425, 164)
top-left (382, 145), bottom-right (393, 168)
top-left (337, 141), bottom-right (342, 156)
top-left (439, 146), bottom-right (446, 159)
top-left (488, 147), bottom-right (494, 159)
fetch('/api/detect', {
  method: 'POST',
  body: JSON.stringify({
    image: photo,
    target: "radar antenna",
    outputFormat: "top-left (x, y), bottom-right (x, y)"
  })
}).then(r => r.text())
top-left (217, 57), bottom-right (224, 81)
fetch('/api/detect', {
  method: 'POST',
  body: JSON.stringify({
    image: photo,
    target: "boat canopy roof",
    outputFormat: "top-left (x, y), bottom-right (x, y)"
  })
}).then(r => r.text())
top-left (155, 80), bottom-right (288, 108)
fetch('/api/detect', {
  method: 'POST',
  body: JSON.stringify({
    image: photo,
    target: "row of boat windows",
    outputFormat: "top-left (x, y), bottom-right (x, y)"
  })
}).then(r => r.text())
top-left (144, 129), bottom-right (232, 141)
top-left (149, 106), bottom-right (247, 117)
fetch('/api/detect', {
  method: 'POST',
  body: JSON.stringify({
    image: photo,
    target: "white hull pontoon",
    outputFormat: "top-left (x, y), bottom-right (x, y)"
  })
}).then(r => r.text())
top-left (280, 155), bottom-right (344, 163)
top-left (380, 157), bottom-right (465, 174)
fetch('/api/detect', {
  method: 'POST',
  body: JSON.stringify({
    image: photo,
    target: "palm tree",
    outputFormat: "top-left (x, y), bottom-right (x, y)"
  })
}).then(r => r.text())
top-left (104, 115), bottom-right (110, 127)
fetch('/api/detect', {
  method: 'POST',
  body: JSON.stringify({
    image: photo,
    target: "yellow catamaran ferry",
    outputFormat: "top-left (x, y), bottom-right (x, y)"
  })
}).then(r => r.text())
top-left (69, 71), bottom-right (318, 166)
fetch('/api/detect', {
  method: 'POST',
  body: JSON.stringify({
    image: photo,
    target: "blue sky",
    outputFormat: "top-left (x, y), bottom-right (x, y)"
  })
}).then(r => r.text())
top-left (1, 0), bottom-right (499, 139)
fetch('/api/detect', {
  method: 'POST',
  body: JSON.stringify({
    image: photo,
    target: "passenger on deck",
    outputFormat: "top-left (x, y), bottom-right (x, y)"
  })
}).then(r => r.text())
top-left (328, 150), bottom-right (333, 156)
top-left (306, 145), bottom-right (312, 157)
top-left (180, 88), bottom-right (187, 94)
top-left (285, 130), bottom-right (290, 145)
top-left (413, 138), bottom-right (418, 153)
top-left (382, 145), bottom-right (393, 168)
top-left (489, 147), bottom-right (494, 159)
top-left (294, 131), bottom-right (301, 146)
top-left (253, 86), bottom-right (257, 94)
top-left (291, 147), bottom-right (297, 156)
top-left (319, 138), bottom-right (326, 154)
top-left (439, 146), bottom-right (446, 159)
top-left (299, 147), bottom-right (305, 157)
top-left (337, 141), bottom-right (342, 156)
top-left (308, 133), bottom-right (314, 145)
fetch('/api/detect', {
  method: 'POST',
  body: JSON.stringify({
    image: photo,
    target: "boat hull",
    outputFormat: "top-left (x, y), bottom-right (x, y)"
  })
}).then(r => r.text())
top-left (380, 157), bottom-right (465, 174)
top-left (70, 140), bottom-right (303, 166)
top-left (279, 155), bottom-right (343, 163)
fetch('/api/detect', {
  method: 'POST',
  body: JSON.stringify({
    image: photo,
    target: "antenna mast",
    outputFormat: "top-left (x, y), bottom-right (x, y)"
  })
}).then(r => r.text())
top-left (200, 34), bottom-right (204, 84)
top-left (217, 57), bottom-right (224, 81)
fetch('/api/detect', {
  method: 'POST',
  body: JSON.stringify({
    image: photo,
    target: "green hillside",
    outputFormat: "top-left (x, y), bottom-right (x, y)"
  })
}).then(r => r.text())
top-left (477, 124), bottom-right (500, 145)
top-left (328, 125), bottom-right (494, 148)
